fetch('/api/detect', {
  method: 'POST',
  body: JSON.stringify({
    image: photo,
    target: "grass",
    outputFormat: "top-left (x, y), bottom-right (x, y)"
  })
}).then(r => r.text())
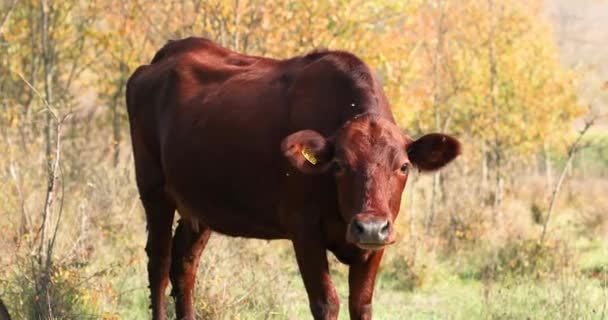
top-left (1, 139), bottom-right (607, 319)
top-left (56, 231), bottom-right (604, 320)
top-left (2, 232), bottom-right (607, 320)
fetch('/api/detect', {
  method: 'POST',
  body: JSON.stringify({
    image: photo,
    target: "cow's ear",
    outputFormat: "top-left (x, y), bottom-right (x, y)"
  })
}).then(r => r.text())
top-left (281, 130), bottom-right (334, 174)
top-left (407, 133), bottom-right (460, 172)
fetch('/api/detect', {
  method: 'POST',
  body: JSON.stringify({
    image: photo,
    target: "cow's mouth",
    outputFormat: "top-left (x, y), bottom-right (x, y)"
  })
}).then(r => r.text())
top-left (355, 242), bottom-right (390, 251)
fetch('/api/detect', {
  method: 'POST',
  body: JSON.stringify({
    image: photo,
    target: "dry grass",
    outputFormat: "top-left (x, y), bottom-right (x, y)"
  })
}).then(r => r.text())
top-left (0, 131), bottom-right (607, 319)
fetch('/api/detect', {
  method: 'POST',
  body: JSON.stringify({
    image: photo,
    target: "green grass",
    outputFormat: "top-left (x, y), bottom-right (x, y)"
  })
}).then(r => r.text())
top-left (2, 140), bottom-right (606, 319)
top-left (88, 235), bottom-right (606, 320)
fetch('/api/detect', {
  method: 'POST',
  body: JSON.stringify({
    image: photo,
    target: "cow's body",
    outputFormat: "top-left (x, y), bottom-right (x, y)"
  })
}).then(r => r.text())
top-left (126, 37), bottom-right (460, 320)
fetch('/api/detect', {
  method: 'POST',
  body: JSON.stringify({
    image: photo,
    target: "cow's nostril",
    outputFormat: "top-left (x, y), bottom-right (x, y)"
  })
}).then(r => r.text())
top-left (354, 221), bottom-right (365, 235)
top-left (380, 221), bottom-right (390, 234)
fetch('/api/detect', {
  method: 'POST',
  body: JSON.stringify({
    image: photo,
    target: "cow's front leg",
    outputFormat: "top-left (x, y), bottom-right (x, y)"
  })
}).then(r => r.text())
top-left (292, 235), bottom-right (339, 320)
top-left (348, 249), bottom-right (384, 320)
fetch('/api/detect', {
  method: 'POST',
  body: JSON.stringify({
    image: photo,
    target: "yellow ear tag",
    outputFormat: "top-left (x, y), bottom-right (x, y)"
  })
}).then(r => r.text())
top-left (301, 147), bottom-right (318, 165)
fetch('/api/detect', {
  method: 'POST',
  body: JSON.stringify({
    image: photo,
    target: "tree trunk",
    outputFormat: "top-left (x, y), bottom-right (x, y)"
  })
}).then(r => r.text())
top-left (480, 142), bottom-right (488, 205)
top-left (408, 173), bottom-right (418, 262)
top-left (543, 142), bottom-right (553, 188)
top-left (42, 0), bottom-right (53, 168)
top-left (233, 0), bottom-right (240, 50)
top-left (111, 63), bottom-right (127, 167)
top-left (426, 0), bottom-right (447, 236)
top-left (493, 156), bottom-right (503, 224)
top-left (37, 0), bottom-right (57, 317)
top-left (487, 0), bottom-right (502, 224)
top-left (426, 172), bottom-right (441, 234)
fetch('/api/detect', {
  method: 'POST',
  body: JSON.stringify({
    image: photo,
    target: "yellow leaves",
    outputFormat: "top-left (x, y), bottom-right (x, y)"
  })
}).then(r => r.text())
top-left (455, 229), bottom-right (474, 241)
top-left (0, 0), bottom-right (582, 169)
top-left (380, 0), bottom-right (582, 160)
top-left (9, 114), bottom-right (19, 128)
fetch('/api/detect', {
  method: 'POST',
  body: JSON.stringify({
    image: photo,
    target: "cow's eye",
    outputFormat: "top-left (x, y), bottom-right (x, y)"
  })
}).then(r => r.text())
top-left (331, 161), bottom-right (345, 175)
top-left (400, 163), bottom-right (409, 173)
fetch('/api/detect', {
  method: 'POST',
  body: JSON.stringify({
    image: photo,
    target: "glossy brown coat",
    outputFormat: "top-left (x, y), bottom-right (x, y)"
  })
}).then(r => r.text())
top-left (126, 37), bottom-right (460, 320)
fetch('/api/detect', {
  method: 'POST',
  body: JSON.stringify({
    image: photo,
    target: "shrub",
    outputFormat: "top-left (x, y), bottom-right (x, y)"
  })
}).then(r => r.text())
top-left (3, 258), bottom-right (101, 320)
top-left (481, 239), bottom-right (573, 280)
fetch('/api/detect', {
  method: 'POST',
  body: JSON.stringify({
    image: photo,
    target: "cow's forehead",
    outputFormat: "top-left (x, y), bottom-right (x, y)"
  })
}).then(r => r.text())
top-left (335, 116), bottom-right (408, 160)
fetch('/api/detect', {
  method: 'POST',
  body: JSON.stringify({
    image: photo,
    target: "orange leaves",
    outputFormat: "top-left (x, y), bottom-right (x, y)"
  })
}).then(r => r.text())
top-left (1, 0), bottom-right (582, 168)
top-left (405, 0), bottom-right (580, 157)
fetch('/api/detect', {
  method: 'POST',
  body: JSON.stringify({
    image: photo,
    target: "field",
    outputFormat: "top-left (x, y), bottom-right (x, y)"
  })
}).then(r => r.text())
top-left (1, 137), bottom-right (606, 319)
top-left (1, 0), bottom-right (608, 319)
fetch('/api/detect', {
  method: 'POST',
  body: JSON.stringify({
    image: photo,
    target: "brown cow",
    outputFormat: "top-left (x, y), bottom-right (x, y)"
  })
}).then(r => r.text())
top-left (126, 37), bottom-right (460, 320)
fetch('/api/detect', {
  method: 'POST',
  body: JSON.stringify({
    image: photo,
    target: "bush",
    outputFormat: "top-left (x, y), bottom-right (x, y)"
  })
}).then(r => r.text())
top-left (481, 239), bottom-right (573, 281)
top-left (383, 256), bottom-right (424, 291)
top-left (3, 258), bottom-right (101, 320)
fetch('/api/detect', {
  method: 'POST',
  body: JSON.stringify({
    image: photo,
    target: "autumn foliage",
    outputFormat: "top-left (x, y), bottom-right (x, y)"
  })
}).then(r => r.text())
top-left (0, 0), bottom-right (605, 319)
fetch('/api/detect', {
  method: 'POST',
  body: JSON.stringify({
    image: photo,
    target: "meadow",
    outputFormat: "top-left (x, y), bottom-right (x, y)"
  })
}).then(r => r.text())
top-left (1, 0), bottom-right (607, 319)
top-left (1, 136), bottom-right (606, 319)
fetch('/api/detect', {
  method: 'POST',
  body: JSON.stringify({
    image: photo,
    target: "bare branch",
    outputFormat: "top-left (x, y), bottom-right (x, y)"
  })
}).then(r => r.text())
top-left (539, 112), bottom-right (599, 244)
top-left (0, 0), bottom-right (18, 34)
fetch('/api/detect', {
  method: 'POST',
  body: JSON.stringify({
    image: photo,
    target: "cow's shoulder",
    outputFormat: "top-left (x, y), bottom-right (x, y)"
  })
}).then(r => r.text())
top-left (284, 50), bottom-right (391, 133)
top-left (288, 49), bottom-right (375, 91)
top-left (150, 37), bottom-right (229, 64)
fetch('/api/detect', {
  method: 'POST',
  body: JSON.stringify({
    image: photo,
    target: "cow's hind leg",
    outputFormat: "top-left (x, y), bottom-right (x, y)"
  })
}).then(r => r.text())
top-left (141, 188), bottom-right (175, 320)
top-left (131, 134), bottom-right (176, 320)
top-left (170, 219), bottom-right (211, 320)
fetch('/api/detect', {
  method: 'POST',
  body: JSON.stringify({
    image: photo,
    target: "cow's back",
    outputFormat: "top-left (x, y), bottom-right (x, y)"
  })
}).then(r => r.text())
top-left (126, 38), bottom-right (277, 179)
top-left (127, 38), bottom-right (292, 237)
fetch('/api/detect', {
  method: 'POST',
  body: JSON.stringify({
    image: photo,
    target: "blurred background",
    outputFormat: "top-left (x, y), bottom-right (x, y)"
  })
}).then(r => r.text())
top-left (0, 0), bottom-right (606, 319)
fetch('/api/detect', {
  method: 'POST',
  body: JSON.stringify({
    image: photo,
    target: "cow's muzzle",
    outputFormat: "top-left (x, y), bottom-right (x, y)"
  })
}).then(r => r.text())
top-left (346, 213), bottom-right (395, 250)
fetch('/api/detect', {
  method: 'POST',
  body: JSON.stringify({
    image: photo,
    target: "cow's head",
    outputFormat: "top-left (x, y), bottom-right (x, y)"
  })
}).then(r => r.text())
top-left (281, 114), bottom-right (460, 250)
